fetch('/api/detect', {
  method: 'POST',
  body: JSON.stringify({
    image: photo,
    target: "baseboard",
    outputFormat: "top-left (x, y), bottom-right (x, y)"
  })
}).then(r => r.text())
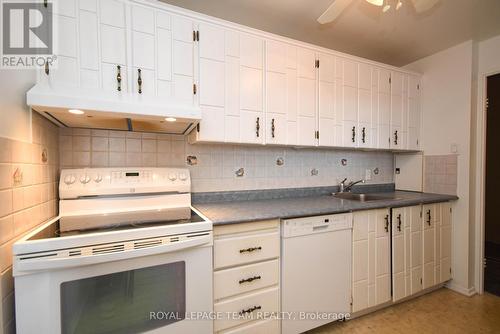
top-left (445, 282), bottom-right (477, 296)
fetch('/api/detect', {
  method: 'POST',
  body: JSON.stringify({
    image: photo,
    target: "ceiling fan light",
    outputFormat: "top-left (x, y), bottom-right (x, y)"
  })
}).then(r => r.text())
top-left (365, 0), bottom-right (384, 6)
top-left (382, 4), bottom-right (391, 12)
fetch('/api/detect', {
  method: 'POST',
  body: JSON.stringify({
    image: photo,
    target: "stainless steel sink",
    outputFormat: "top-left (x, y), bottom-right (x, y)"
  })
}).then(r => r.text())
top-left (332, 192), bottom-right (401, 202)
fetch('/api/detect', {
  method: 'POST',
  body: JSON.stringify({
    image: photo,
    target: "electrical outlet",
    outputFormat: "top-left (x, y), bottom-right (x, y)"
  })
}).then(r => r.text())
top-left (365, 169), bottom-right (372, 181)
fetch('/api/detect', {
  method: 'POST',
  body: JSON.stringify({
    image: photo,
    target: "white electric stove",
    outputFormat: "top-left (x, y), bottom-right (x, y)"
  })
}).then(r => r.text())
top-left (13, 167), bottom-right (213, 334)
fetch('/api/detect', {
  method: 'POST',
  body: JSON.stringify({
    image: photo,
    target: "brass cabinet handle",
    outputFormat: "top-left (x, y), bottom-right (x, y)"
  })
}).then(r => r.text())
top-left (44, 0), bottom-right (47, 8)
top-left (362, 127), bottom-right (366, 144)
top-left (427, 210), bottom-right (432, 226)
top-left (116, 65), bottom-right (122, 92)
top-left (397, 214), bottom-right (402, 231)
top-left (394, 130), bottom-right (398, 145)
top-left (271, 119), bottom-right (275, 138)
top-left (256, 117), bottom-right (260, 137)
top-left (239, 305), bottom-right (262, 316)
top-left (137, 69), bottom-right (142, 94)
top-left (44, 62), bottom-right (49, 75)
top-left (384, 215), bottom-right (389, 233)
top-left (240, 246), bottom-right (262, 253)
top-left (352, 126), bottom-right (356, 143)
top-left (239, 275), bottom-right (262, 284)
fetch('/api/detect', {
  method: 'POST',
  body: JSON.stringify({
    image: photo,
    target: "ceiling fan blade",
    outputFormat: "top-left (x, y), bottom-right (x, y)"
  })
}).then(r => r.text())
top-left (410, 0), bottom-right (440, 13)
top-left (317, 0), bottom-right (354, 24)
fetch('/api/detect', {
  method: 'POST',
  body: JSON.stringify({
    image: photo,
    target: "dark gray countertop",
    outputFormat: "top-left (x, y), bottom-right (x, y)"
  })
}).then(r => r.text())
top-left (193, 190), bottom-right (458, 225)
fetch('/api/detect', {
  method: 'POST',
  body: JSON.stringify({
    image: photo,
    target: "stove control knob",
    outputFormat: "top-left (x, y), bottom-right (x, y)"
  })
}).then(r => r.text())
top-left (179, 173), bottom-right (188, 181)
top-left (168, 173), bottom-right (177, 181)
top-left (64, 174), bottom-right (76, 185)
top-left (80, 175), bottom-right (91, 184)
top-left (94, 175), bottom-right (103, 183)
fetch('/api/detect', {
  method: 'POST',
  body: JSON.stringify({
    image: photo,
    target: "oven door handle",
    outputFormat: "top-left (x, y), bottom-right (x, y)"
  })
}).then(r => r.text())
top-left (15, 234), bottom-right (212, 273)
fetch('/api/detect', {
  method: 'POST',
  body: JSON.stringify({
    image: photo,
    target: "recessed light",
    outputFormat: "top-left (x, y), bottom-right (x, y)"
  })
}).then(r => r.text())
top-left (165, 117), bottom-right (177, 122)
top-left (68, 109), bottom-right (84, 115)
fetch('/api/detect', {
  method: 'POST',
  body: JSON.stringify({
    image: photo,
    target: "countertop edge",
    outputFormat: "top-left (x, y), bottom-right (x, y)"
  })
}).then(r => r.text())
top-left (194, 194), bottom-right (458, 226)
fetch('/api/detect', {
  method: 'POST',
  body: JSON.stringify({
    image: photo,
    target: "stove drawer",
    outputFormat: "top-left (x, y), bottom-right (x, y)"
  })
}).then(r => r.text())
top-left (214, 286), bottom-right (279, 332)
top-left (214, 231), bottom-right (279, 269)
top-left (214, 259), bottom-right (279, 300)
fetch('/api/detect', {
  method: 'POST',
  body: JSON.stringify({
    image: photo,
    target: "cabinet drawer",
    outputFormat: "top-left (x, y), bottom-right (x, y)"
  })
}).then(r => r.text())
top-left (214, 232), bottom-right (280, 269)
top-left (220, 318), bottom-right (280, 334)
top-left (214, 287), bottom-right (279, 332)
top-left (215, 259), bottom-right (279, 300)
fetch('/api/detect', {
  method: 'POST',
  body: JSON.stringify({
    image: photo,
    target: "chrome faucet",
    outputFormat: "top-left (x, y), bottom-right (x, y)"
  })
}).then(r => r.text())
top-left (340, 178), bottom-right (366, 193)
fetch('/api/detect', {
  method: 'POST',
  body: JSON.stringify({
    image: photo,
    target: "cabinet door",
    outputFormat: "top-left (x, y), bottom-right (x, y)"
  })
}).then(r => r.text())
top-left (376, 69), bottom-right (391, 149)
top-left (172, 15), bottom-right (195, 103)
top-left (341, 59), bottom-right (359, 148)
top-left (297, 47), bottom-right (317, 146)
top-left (266, 40), bottom-right (287, 145)
top-left (318, 53), bottom-right (336, 147)
top-left (409, 205), bottom-right (423, 295)
top-left (286, 67), bottom-right (298, 145)
top-left (391, 72), bottom-right (404, 149)
top-left (422, 204), bottom-right (436, 289)
top-left (199, 23), bottom-right (225, 108)
top-left (392, 208), bottom-right (407, 301)
top-left (352, 211), bottom-right (370, 313)
top-left (408, 75), bottom-right (422, 150)
top-left (440, 203), bottom-right (452, 283)
top-left (375, 209), bottom-right (391, 305)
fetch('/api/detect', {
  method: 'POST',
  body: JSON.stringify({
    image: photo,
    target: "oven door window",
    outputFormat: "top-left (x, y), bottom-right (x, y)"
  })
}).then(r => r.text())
top-left (60, 261), bottom-right (186, 334)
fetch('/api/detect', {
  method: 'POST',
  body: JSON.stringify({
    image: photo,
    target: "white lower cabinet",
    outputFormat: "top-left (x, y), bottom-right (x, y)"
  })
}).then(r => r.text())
top-left (391, 203), bottom-right (452, 303)
top-left (213, 220), bottom-right (280, 334)
top-left (353, 202), bottom-right (452, 314)
top-left (352, 209), bottom-right (391, 313)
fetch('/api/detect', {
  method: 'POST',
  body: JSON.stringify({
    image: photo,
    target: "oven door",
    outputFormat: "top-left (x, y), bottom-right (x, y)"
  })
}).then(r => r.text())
top-left (14, 240), bottom-right (213, 334)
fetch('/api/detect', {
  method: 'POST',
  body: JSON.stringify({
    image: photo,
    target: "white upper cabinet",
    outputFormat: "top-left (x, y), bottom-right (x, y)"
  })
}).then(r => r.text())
top-left (192, 28), bottom-right (265, 144)
top-left (390, 71), bottom-right (406, 149)
top-left (358, 63), bottom-right (373, 149)
top-left (296, 47), bottom-right (318, 147)
top-left (338, 58), bottom-right (359, 148)
top-left (408, 75), bottom-right (422, 150)
top-left (266, 40), bottom-right (288, 145)
top-left (44, 0), bottom-right (421, 150)
top-left (318, 53), bottom-right (337, 147)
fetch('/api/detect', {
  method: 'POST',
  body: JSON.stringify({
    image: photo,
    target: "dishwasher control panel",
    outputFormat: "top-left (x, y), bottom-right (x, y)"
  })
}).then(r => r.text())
top-left (281, 213), bottom-right (353, 238)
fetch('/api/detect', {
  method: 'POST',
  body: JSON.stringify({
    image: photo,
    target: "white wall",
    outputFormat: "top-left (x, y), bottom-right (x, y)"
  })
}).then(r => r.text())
top-left (405, 41), bottom-right (474, 295)
top-left (0, 69), bottom-right (36, 142)
top-left (473, 34), bottom-right (500, 292)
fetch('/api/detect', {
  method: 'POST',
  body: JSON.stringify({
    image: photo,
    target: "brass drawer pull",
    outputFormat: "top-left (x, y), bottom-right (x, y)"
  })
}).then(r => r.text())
top-left (352, 126), bottom-right (356, 143)
top-left (397, 214), bottom-right (402, 232)
top-left (384, 215), bottom-right (389, 233)
top-left (256, 117), bottom-right (260, 137)
top-left (427, 210), bottom-right (432, 226)
top-left (394, 130), bottom-right (399, 145)
top-left (137, 69), bottom-right (143, 94)
top-left (239, 275), bottom-right (262, 284)
top-left (271, 118), bottom-right (275, 138)
top-left (239, 305), bottom-right (262, 316)
top-left (239, 246), bottom-right (262, 253)
top-left (116, 65), bottom-right (122, 92)
top-left (362, 127), bottom-right (366, 144)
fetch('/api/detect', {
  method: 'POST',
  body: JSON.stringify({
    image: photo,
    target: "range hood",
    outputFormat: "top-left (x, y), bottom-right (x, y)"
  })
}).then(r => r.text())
top-left (27, 83), bottom-right (201, 135)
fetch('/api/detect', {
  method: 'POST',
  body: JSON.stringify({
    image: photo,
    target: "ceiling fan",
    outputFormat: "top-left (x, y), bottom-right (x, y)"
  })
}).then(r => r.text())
top-left (317, 0), bottom-right (440, 24)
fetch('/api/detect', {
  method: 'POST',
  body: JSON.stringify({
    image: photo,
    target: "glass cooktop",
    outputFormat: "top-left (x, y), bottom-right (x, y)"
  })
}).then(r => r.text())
top-left (28, 210), bottom-right (206, 241)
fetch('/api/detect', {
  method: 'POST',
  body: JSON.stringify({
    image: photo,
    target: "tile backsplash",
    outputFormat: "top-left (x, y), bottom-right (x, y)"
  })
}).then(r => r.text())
top-left (0, 113), bottom-right (59, 334)
top-left (424, 155), bottom-right (458, 196)
top-left (59, 129), bottom-right (394, 192)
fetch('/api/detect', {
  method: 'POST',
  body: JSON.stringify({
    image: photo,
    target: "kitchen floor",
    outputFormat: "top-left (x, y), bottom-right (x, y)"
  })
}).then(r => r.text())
top-left (310, 288), bottom-right (500, 333)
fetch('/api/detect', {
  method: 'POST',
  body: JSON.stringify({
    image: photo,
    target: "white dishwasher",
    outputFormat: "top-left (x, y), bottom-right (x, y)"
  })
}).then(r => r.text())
top-left (281, 213), bottom-right (353, 334)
